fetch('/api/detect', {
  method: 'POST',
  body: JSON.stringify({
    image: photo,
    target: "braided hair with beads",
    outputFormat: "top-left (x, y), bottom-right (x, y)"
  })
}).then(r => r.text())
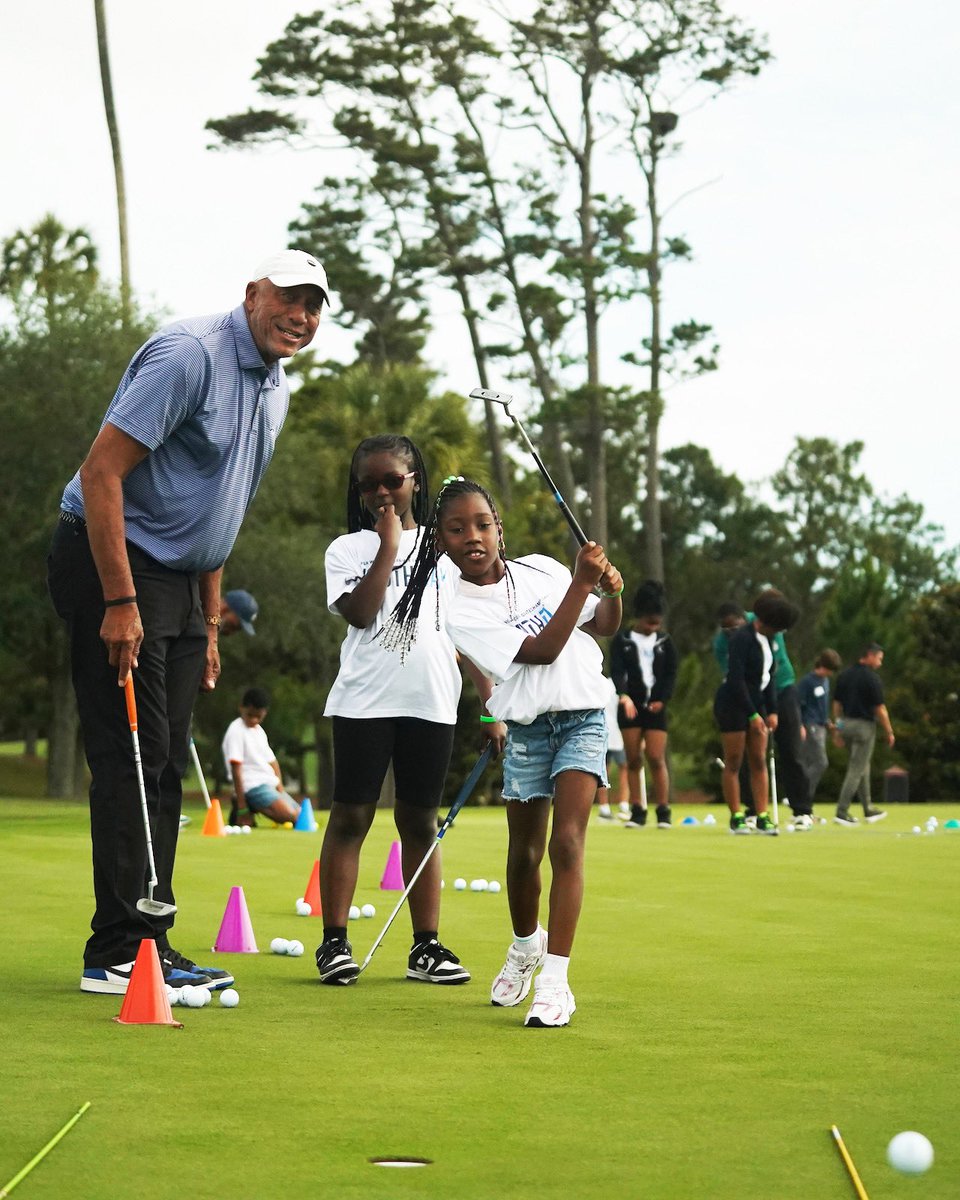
top-left (379, 476), bottom-right (517, 662)
top-left (346, 434), bottom-right (431, 533)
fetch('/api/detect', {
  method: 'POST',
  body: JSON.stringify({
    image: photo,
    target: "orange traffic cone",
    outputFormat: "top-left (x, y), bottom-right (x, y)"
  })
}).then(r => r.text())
top-left (114, 939), bottom-right (183, 1027)
top-left (303, 859), bottom-right (322, 916)
top-left (201, 798), bottom-right (227, 837)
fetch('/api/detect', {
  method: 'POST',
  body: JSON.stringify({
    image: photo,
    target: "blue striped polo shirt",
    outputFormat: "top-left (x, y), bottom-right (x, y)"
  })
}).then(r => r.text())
top-left (61, 305), bottom-right (289, 573)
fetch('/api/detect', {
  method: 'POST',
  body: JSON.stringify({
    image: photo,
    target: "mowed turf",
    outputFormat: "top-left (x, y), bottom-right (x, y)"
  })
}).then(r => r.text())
top-left (0, 796), bottom-right (957, 1199)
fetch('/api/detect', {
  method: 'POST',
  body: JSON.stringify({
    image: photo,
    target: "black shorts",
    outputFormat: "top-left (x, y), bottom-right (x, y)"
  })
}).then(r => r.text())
top-left (618, 704), bottom-right (668, 733)
top-left (713, 686), bottom-right (763, 735)
top-left (331, 717), bottom-right (456, 808)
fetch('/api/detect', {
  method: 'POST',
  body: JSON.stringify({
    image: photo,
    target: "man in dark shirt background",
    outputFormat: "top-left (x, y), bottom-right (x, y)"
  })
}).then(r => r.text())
top-left (832, 643), bottom-right (894, 825)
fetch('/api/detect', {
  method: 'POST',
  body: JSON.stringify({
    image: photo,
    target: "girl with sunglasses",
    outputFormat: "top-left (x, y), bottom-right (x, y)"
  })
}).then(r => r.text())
top-left (315, 435), bottom-right (471, 987)
top-left (381, 477), bottom-right (623, 1028)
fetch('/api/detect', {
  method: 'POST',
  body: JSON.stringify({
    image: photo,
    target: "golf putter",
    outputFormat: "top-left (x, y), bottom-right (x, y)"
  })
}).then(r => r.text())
top-left (357, 745), bottom-right (494, 976)
top-left (124, 676), bottom-right (177, 918)
top-left (469, 388), bottom-right (588, 546)
top-left (769, 750), bottom-right (779, 825)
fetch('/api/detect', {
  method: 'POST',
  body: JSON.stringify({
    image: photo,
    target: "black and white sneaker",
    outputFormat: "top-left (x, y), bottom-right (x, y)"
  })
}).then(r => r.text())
top-left (315, 937), bottom-right (360, 985)
top-left (160, 947), bottom-right (234, 991)
top-left (407, 939), bottom-right (471, 985)
top-left (624, 806), bottom-right (648, 828)
top-left (864, 808), bottom-right (888, 824)
top-left (656, 804), bottom-right (672, 829)
top-left (834, 813), bottom-right (859, 826)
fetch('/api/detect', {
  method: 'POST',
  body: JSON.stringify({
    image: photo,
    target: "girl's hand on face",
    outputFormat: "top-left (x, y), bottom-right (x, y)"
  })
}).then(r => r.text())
top-left (374, 500), bottom-right (402, 552)
top-left (574, 541), bottom-right (608, 588)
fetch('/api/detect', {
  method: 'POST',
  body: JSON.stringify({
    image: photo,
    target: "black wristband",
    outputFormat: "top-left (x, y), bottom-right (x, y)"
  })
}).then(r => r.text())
top-left (103, 595), bottom-right (137, 608)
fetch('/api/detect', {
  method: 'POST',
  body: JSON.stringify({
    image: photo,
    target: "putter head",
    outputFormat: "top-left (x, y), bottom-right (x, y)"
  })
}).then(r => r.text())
top-left (137, 898), bottom-right (178, 918)
top-left (469, 387), bottom-right (514, 411)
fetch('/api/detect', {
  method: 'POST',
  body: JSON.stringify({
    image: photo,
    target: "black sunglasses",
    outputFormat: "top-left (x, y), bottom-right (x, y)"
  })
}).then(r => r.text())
top-left (355, 470), bottom-right (416, 495)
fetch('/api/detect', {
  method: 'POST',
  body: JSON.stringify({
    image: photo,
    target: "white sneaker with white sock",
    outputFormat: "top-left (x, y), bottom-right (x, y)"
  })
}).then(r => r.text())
top-left (524, 974), bottom-right (577, 1028)
top-left (490, 926), bottom-right (548, 1007)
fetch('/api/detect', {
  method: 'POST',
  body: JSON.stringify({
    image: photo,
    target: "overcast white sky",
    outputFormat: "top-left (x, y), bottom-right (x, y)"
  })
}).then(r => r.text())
top-left (3, 1), bottom-right (958, 548)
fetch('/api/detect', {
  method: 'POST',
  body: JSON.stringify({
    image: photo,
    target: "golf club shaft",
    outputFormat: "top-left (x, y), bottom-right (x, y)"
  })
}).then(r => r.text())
top-left (469, 388), bottom-right (588, 546)
top-left (358, 745), bottom-right (494, 974)
top-left (769, 750), bottom-right (778, 824)
top-left (124, 677), bottom-right (159, 891)
top-left (0, 1102), bottom-right (91, 1198)
top-left (830, 1126), bottom-right (871, 1200)
top-left (189, 737), bottom-right (213, 809)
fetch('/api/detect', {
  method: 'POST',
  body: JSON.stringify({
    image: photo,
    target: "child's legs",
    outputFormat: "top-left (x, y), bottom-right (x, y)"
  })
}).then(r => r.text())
top-left (746, 723), bottom-right (770, 815)
top-left (245, 785), bottom-right (301, 824)
top-left (621, 726), bottom-right (646, 807)
top-left (546, 770), bottom-right (596, 956)
top-left (643, 728), bottom-right (669, 808)
top-left (392, 717), bottom-right (456, 936)
top-left (505, 798), bottom-right (551, 938)
top-left (320, 800), bottom-right (378, 926)
top-left (720, 731), bottom-right (745, 813)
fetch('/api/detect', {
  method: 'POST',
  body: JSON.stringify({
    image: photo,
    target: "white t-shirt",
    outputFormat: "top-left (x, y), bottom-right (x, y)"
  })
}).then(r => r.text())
top-left (756, 629), bottom-right (774, 691)
top-left (222, 717), bottom-right (279, 791)
top-left (323, 527), bottom-right (461, 723)
top-left (630, 629), bottom-right (657, 693)
top-left (603, 676), bottom-right (624, 752)
top-left (446, 554), bottom-right (607, 725)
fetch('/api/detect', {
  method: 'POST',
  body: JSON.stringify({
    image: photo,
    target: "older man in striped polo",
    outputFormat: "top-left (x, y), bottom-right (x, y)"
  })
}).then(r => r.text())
top-left (48, 251), bottom-right (330, 997)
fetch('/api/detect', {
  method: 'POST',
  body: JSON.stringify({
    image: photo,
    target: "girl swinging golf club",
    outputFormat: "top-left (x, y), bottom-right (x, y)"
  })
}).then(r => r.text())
top-left (382, 477), bottom-right (623, 1027)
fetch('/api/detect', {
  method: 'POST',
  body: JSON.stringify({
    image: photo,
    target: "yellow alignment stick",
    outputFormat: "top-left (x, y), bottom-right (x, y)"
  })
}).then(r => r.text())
top-left (0, 1102), bottom-right (91, 1198)
top-left (830, 1124), bottom-right (871, 1200)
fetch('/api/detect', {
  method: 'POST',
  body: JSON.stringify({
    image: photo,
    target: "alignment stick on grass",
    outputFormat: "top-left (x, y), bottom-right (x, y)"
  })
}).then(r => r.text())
top-left (830, 1124), bottom-right (871, 1200)
top-left (0, 1101), bottom-right (91, 1198)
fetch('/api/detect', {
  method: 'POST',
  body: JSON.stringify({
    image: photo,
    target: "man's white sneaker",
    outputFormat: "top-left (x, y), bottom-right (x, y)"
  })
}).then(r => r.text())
top-left (490, 927), bottom-right (548, 1007)
top-left (523, 976), bottom-right (576, 1028)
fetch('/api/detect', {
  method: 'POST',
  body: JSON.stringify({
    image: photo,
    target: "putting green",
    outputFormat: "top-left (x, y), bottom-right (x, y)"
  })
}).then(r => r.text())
top-left (0, 798), bottom-right (955, 1198)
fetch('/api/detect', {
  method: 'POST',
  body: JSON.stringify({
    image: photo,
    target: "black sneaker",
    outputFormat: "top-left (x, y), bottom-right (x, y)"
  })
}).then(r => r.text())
top-left (407, 939), bottom-right (471, 985)
top-left (161, 947), bottom-right (234, 991)
top-left (625, 806), bottom-right (648, 828)
top-left (834, 812), bottom-right (859, 826)
top-left (730, 813), bottom-right (751, 835)
top-left (864, 808), bottom-right (888, 824)
top-left (315, 937), bottom-right (359, 985)
top-left (227, 799), bottom-right (258, 828)
top-left (755, 813), bottom-right (779, 836)
top-left (655, 804), bottom-right (672, 829)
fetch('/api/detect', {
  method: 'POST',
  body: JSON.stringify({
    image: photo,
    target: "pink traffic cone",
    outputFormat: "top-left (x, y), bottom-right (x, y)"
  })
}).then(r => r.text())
top-left (213, 885), bottom-right (259, 953)
top-left (379, 839), bottom-right (404, 890)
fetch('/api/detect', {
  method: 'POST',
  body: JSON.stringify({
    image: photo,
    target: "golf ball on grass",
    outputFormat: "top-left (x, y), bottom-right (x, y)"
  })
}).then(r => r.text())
top-left (219, 988), bottom-right (240, 1008)
top-left (166, 986), bottom-right (181, 1006)
top-left (470, 879), bottom-right (488, 892)
top-left (453, 878), bottom-right (467, 891)
top-left (295, 899), bottom-right (312, 916)
top-left (486, 880), bottom-right (501, 894)
top-left (270, 937), bottom-right (290, 954)
top-left (361, 903), bottom-right (376, 918)
top-left (286, 939), bottom-right (304, 957)
top-left (887, 1131), bottom-right (933, 1175)
top-left (181, 986), bottom-right (205, 1008)
top-left (348, 904), bottom-right (361, 920)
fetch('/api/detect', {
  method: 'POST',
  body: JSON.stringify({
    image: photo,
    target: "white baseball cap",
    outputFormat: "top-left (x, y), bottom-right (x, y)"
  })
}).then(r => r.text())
top-left (250, 250), bottom-right (332, 307)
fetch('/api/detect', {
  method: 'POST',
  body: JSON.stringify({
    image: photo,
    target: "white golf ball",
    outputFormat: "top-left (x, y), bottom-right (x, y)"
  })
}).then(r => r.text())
top-left (786, 823), bottom-right (795, 833)
top-left (181, 986), bottom-right (205, 1008)
top-left (470, 878), bottom-right (488, 892)
top-left (361, 903), bottom-right (376, 918)
top-left (219, 988), bottom-right (240, 1008)
top-left (348, 904), bottom-right (361, 920)
top-left (886, 1131), bottom-right (934, 1175)
top-left (241, 825), bottom-right (252, 835)
top-left (199, 987), bottom-right (212, 1006)
top-left (165, 986), bottom-right (181, 1006)
top-left (223, 826), bottom-right (234, 836)
top-left (286, 939), bottom-right (304, 957)
top-left (912, 826), bottom-right (922, 834)
top-left (703, 813), bottom-right (717, 826)
top-left (296, 899), bottom-right (312, 916)
top-left (453, 878), bottom-right (467, 891)
top-left (270, 937), bottom-right (290, 954)
top-left (486, 880), bottom-right (501, 894)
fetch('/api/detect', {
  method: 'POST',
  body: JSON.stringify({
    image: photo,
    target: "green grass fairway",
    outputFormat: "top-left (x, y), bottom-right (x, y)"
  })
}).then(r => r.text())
top-left (1, 798), bottom-right (957, 1199)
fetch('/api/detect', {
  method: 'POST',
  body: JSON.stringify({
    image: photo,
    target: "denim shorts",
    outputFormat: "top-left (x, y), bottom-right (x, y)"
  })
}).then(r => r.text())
top-left (244, 783), bottom-right (284, 812)
top-left (502, 709), bottom-right (608, 802)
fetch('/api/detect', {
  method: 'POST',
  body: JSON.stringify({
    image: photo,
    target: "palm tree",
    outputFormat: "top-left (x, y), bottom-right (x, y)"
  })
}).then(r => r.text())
top-left (94, 0), bottom-right (130, 325)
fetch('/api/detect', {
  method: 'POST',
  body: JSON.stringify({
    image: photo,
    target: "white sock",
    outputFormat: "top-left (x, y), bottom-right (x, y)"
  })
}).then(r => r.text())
top-left (539, 952), bottom-right (569, 984)
top-left (512, 926), bottom-right (541, 948)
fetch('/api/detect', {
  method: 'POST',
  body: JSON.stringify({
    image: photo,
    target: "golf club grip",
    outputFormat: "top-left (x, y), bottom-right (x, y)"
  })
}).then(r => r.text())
top-left (439, 743), bottom-right (494, 835)
top-left (123, 675), bottom-right (138, 731)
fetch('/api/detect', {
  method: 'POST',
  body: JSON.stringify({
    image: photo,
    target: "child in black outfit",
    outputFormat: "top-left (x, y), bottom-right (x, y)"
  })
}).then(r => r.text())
top-left (714, 589), bottom-right (799, 835)
top-left (610, 580), bottom-right (678, 829)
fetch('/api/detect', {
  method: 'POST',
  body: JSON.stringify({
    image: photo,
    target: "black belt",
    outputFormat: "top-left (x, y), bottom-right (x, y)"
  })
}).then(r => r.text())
top-left (59, 510), bottom-right (86, 527)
